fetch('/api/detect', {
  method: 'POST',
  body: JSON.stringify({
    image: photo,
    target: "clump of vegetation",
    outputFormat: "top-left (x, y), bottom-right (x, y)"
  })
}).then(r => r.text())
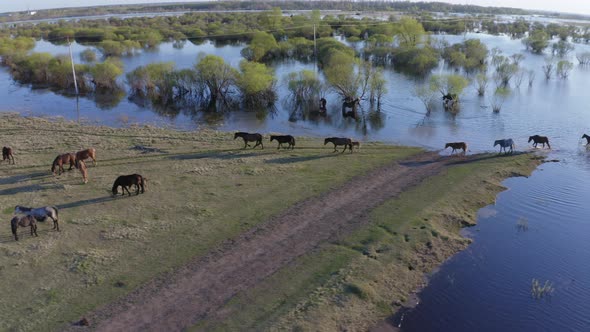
top-left (441, 38), bottom-right (488, 71)
top-left (236, 60), bottom-right (277, 109)
top-left (490, 87), bottom-right (510, 113)
top-left (523, 29), bottom-right (549, 54)
top-left (491, 49), bottom-right (520, 88)
top-left (576, 52), bottom-right (590, 65)
top-left (531, 279), bottom-right (554, 300)
top-left (551, 40), bottom-right (575, 58)
top-left (430, 74), bottom-right (469, 113)
top-left (556, 60), bottom-right (574, 79)
top-left (80, 49), bottom-right (97, 62)
top-left (475, 73), bottom-right (488, 96)
top-left (285, 69), bottom-right (323, 107)
top-left (542, 58), bottom-right (556, 80)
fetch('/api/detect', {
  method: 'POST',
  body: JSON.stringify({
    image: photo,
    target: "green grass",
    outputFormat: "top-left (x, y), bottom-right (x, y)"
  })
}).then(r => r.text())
top-left (0, 114), bottom-right (421, 331)
top-left (195, 152), bottom-right (542, 331)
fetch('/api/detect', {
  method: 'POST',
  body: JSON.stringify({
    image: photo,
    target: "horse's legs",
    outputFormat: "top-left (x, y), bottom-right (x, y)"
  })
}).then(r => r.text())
top-left (125, 186), bottom-right (132, 196)
top-left (277, 142), bottom-right (281, 150)
top-left (51, 216), bottom-right (59, 231)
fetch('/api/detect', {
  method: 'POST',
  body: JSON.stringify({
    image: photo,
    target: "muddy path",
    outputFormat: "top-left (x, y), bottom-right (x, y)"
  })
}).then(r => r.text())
top-left (76, 152), bottom-right (472, 331)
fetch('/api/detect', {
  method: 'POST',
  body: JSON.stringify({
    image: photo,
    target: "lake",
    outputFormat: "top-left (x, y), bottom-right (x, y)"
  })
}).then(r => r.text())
top-left (2, 31), bottom-right (590, 330)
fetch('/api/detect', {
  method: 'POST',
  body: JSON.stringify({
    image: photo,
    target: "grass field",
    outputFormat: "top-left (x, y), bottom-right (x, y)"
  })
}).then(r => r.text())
top-left (0, 114), bottom-right (423, 331)
top-left (194, 153), bottom-right (543, 331)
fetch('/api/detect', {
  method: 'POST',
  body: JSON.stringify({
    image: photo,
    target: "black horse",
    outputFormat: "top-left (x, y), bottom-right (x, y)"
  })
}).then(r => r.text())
top-left (11, 215), bottom-right (38, 241)
top-left (528, 135), bottom-right (551, 149)
top-left (324, 137), bottom-right (353, 153)
top-left (582, 134), bottom-right (590, 145)
top-left (270, 135), bottom-right (295, 150)
top-left (234, 132), bottom-right (263, 149)
top-left (112, 174), bottom-right (146, 196)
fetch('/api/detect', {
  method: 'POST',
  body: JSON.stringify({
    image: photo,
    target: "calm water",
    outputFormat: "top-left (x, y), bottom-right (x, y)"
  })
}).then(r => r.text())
top-left (3, 32), bottom-right (590, 330)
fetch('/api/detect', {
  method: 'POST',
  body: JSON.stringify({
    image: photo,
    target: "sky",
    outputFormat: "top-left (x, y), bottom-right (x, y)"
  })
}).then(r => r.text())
top-left (1, 0), bottom-right (589, 15)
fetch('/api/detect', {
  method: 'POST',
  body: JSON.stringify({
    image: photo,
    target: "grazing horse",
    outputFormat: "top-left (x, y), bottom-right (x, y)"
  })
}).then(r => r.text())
top-left (351, 141), bottom-right (361, 151)
top-left (445, 142), bottom-right (468, 155)
top-left (15, 205), bottom-right (59, 231)
top-left (78, 160), bottom-right (88, 184)
top-left (234, 132), bottom-right (263, 149)
top-left (2, 146), bottom-right (15, 164)
top-left (494, 139), bottom-right (515, 154)
top-left (76, 148), bottom-right (96, 167)
top-left (51, 153), bottom-right (76, 175)
top-left (324, 137), bottom-right (353, 154)
top-left (112, 174), bottom-right (146, 196)
top-left (11, 215), bottom-right (38, 241)
top-left (582, 134), bottom-right (590, 145)
top-left (270, 135), bottom-right (295, 150)
top-left (528, 135), bottom-right (551, 149)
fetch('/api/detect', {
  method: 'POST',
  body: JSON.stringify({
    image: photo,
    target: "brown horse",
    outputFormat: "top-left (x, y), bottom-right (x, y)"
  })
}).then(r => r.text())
top-left (528, 135), bottom-right (551, 149)
top-left (445, 142), bottom-right (468, 155)
top-left (51, 153), bottom-right (76, 175)
top-left (76, 148), bottom-right (96, 167)
top-left (78, 160), bottom-right (88, 184)
top-left (351, 141), bottom-right (361, 151)
top-left (11, 215), bottom-right (38, 241)
top-left (2, 146), bottom-right (15, 164)
top-left (112, 174), bottom-right (146, 196)
top-left (234, 132), bottom-right (263, 149)
top-left (324, 137), bottom-right (353, 153)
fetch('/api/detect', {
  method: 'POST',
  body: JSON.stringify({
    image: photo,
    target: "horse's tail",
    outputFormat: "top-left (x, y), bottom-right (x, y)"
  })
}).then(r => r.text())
top-left (10, 217), bottom-right (17, 237)
top-left (291, 137), bottom-right (296, 146)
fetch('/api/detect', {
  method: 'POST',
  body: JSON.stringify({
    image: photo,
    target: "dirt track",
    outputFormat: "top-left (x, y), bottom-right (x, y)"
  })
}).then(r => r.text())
top-left (81, 151), bottom-right (457, 331)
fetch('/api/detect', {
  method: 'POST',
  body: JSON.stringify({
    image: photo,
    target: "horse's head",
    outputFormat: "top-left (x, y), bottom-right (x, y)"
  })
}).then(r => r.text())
top-left (111, 184), bottom-right (118, 196)
top-left (583, 134), bottom-right (589, 139)
top-left (444, 143), bottom-right (451, 149)
top-left (270, 136), bottom-right (276, 142)
top-left (324, 138), bottom-right (331, 145)
top-left (233, 132), bottom-right (239, 140)
top-left (493, 140), bottom-right (500, 147)
top-left (528, 136), bottom-right (534, 143)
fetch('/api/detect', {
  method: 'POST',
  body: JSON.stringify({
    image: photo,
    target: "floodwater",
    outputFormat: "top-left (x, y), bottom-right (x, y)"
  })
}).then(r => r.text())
top-left (3, 31), bottom-right (590, 330)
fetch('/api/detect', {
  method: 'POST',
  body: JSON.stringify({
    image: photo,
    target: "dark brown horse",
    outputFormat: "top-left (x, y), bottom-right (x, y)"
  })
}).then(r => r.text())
top-left (76, 148), bottom-right (96, 167)
top-left (270, 135), bottom-right (295, 150)
top-left (11, 215), bottom-right (38, 241)
top-left (582, 134), bottom-right (590, 145)
top-left (51, 153), bottom-right (76, 175)
top-left (112, 174), bottom-right (146, 196)
top-left (2, 146), bottom-right (15, 164)
top-left (234, 132), bottom-right (263, 149)
top-left (324, 137), bottom-right (353, 153)
top-left (319, 98), bottom-right (327, 112)
top-left (528, 135), bottom-right (551, 149)
top-left (445, 142), bottom-right (468, 155)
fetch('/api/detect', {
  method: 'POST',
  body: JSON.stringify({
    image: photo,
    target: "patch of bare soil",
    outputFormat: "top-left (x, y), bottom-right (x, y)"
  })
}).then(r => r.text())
top-left (75, 152), bottom-right (465, 331)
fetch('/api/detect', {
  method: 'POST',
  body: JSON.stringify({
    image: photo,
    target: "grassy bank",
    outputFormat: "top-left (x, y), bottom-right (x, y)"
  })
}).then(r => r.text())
top-left (0, 114), bottom-right (421, 331)
top-left (194, 153), bottom-right (543, 331)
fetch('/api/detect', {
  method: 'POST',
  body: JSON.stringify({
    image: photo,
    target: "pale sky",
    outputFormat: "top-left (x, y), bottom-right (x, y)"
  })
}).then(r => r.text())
top-left (1, 0), bottom-right (589, 15)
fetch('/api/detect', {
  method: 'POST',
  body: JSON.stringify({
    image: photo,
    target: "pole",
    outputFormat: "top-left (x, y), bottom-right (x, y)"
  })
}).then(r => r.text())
top-left (68, 38), bottom-right (79, 96)
top-left (313, 24), bottom-right (317, 71)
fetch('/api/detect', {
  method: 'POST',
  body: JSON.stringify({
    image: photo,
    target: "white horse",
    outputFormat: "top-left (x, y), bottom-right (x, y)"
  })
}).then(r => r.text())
top-left (494, 139), bottom-right (515, 154)
top-left (15, 205), bottom-right (60, 231)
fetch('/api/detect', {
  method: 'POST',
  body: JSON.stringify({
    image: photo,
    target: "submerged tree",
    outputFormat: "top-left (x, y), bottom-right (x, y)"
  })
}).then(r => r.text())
top-left (413, 82), bottom-right (437, 114)
top-left (369, 67), bottom-right (387, 106)
top-left (236, 60), bottom-right (276, 109)
top-left (475, 73), bottom-right (488, 96)
top-left (430, 74), bottom-right (469, 112)
top-left (285, 69), bottom-right (323, 106)
top-left (556, 60), bottom-right (573, 79)
top-left (194, 54), bottom-right (238, 107)
top-left (523, 30), bottom-right (549, 54)
top-left (542, 58), bottom-right (555, 80)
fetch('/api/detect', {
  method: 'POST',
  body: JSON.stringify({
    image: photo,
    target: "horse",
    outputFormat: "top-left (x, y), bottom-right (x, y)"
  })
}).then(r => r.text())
top-left (2, 146), bottom-right (15, 164)
top-left (112, 174), bottom-right (146, 196)
top-left (494, 139), bottom-right (515, 154)
top-left (582, 134), bottom-right (590, 145)
top-left (319, 98), bottom-right (327, 112)
top-left (528, 135), bottom-right (551, 149)
top-left (15, 205), bottom-right (59, 231)
top-left (234, 132), bottom-right (263, 149)
top-left (324, 137), bottom-right (353, 154)
top-left (78, 160), bottom-right (88, 184)
top-left (270, 135), bottom-right (295, 150)
top-left (11, 215), bottom-right (38, 241)
top-left (76, 148), bottom-right (96, 167)
top-left (445, 142), bottom-right (468, 155)
top-left (351, 141), bottom-right (361, 151)
top-left (51, 153), bottom-right (76, 175)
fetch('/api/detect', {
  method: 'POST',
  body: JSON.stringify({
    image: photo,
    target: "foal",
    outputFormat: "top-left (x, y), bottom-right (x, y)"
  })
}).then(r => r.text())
top-left (2, 146), bottom-right (15, 164)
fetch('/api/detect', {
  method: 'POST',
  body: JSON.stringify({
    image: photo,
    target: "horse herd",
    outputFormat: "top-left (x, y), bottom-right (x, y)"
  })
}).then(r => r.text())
top-left (2, 146), bottom-right (147, 241)
top-left (444, 135), bottom-right (557, 155)
top-left (234, 132), bottom-right (361, 153)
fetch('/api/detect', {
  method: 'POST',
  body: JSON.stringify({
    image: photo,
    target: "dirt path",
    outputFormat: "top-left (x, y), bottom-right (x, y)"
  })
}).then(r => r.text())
top-left (81, 152), bottom-right (458, 331)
